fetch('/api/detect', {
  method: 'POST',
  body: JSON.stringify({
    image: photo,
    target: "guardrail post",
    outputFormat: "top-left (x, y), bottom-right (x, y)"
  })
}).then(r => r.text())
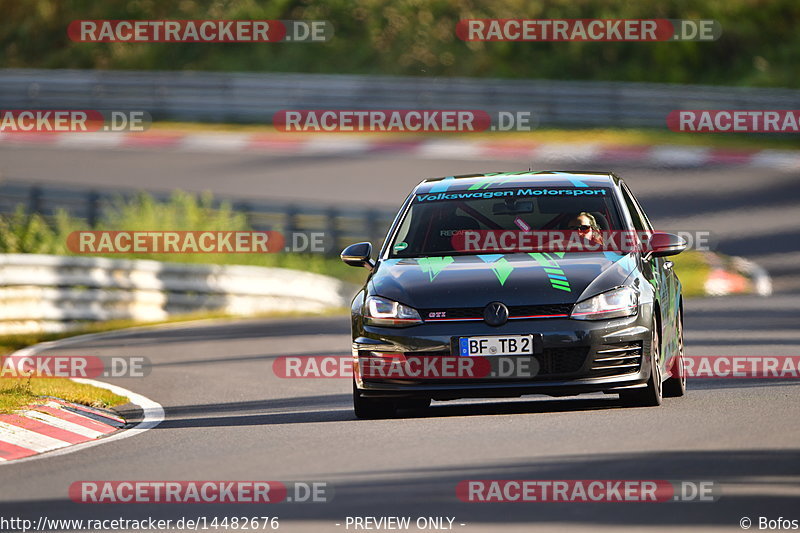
top-left (87, 191), bottom-right (99, 227)
top-left (326, 208), bottom-right (339, 256)
top-left (234, 201), bottom-right (254, 229)
top-left (284, 205), bottom-right (297, 250)
top-left (28, 186), bottom-right (42, 214)
top-left (366, 209), bottom-right (379, 244)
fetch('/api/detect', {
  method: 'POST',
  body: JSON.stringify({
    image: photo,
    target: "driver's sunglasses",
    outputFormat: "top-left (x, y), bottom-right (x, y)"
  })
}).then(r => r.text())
top-left (568, 224), bottom-right (592, 231)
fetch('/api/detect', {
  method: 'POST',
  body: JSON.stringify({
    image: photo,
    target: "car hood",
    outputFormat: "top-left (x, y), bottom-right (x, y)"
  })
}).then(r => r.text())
top-left (370, 252), bottom-right (639, 308)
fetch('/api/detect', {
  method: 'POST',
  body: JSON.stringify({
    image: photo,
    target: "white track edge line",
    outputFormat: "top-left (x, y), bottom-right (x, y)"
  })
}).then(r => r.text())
top-left (0, 378), bottom-right (164, 466)
top-left (1, 332), bottom-right (165, 466)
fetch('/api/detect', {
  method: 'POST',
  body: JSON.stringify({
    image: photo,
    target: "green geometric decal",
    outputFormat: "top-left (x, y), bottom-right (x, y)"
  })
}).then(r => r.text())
top-left (417, 256), bottom-right (454, 282)
top-left (467, 172), bottom-right (546, 191)
top-left (491, 257), bottom-right (514, 285)
top-left (467, 177), bottom-right (495, 190)
top-left (479, 254), bottom-right (514, 285)
top-left (528, 252), bottom-right (572, 292)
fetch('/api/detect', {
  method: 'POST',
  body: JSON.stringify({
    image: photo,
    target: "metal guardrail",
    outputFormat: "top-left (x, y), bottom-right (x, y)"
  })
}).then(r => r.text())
top-left (0, 253), bottom-right (353, 334)
top-left (0, 180), bottom-right (396, 255)
top-left (2, 69), bottom-right (800, 128)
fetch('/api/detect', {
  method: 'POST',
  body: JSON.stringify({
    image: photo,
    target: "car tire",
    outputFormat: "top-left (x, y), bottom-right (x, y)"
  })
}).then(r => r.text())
top-left (620, 317), bottom-right (663, 407)
top-left (353, 379), bottom-right (397, 419)
top-left (663, 310), bottom-right (687, 398)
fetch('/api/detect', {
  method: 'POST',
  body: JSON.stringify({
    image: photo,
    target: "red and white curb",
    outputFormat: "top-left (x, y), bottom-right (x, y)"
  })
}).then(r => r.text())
top-left (703, 253), bottom-right (773, 297)
top-left (1, 131), bottom-right (799, 170)
top-left (0, 333), bottom-right (164, 465)
top-left (0, 399), bottom-right (124, 461)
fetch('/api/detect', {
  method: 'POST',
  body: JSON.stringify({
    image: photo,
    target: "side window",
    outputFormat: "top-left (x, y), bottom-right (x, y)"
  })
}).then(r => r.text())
top-left (624, 184), bottom-right (654, 231)
top-left (620, 184), bottom-right (646, 231)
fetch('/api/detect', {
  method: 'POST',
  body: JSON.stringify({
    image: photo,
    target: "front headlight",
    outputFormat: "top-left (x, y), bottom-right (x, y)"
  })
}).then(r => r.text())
top-left (364, 296), bottom-right (423, 327)
top-left (571, 286), bottom-right (639, 320)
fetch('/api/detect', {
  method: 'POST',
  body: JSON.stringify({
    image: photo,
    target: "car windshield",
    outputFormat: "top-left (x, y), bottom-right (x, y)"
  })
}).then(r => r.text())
top-left (389, 186), bottom-right (623, 257)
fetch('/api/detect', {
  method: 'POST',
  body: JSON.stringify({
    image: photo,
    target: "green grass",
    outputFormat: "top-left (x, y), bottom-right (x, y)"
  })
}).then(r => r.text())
top-left (151, 122), bottom-right (800, 151)
top-left (671, 250), bottom-right (711, 298)
top-left (0, 380), bottom-right (129, 415)
top-left (0, 192), bottom-right (370, 285)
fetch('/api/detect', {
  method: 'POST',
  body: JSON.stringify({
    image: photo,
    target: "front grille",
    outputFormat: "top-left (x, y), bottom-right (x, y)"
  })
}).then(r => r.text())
top-left (536, 346), bottom-right (590, 376)
top-left (421, 303), bottom-right (573, 321)
top-left (358, 350), bottom-right (449, 358)
top-left (359, 348), bottom-right (588, 382)
top-left (510, 304), bottom-right (573, 318)
top-left (422, 307), bottom-right (484, 320)
top-left (590, 341), bottom-right (643, 377)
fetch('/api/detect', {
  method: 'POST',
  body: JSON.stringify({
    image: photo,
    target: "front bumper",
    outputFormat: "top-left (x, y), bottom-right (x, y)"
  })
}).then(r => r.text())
top-left (352, 310), bottom-right (653, 400)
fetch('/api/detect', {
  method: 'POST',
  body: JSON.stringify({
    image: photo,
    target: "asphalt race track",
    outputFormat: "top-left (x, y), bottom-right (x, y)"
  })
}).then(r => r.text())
top-left (1, 144), bottom-right (799, 531)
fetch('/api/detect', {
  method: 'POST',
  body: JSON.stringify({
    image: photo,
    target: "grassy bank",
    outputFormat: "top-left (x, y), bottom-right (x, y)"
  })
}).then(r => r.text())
top-left (670, 250), bottom-right (710, 298)
top-left (0, 192), bottom-right (369, 285)
top-left (151, 122), bottom-right (800, 152)
top-left (0, 380), bottom-right (128, 415)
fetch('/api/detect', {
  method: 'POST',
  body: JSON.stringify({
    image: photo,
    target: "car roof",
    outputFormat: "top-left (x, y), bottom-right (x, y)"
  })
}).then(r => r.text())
top-left (415, 171), bottom-right (618, 194)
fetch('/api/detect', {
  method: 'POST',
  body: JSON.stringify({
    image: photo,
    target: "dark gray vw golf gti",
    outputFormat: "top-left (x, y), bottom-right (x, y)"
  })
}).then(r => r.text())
top-left (341, 171), bottom-right (687, 418)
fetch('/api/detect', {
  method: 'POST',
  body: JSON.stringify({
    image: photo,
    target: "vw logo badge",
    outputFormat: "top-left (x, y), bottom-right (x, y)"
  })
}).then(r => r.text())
top-left (483, 302), bottom-right (509, 326)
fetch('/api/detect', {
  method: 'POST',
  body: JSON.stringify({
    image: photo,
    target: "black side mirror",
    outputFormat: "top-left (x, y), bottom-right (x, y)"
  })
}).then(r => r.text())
top-left (341, 242), bottom-right (375, 270)
top-left (648, 232), bottom-right (688, 258)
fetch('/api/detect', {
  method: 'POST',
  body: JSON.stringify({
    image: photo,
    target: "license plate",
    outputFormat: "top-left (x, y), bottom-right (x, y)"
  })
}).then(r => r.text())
top-left (459, 335), bottom-right (534, 356)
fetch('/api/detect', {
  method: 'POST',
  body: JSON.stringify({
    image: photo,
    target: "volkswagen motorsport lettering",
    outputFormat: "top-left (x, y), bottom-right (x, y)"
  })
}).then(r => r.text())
top-left (416, 188), bottom-right (607, 202)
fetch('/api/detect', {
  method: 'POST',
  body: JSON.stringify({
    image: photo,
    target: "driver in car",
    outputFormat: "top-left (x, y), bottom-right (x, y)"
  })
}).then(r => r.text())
top-left (567, 211), bottom-right (604, 246)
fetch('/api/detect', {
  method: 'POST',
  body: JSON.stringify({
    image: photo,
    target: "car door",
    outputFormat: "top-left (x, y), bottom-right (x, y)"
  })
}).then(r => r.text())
top-left (621, 183), bottom-right (678, 356)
